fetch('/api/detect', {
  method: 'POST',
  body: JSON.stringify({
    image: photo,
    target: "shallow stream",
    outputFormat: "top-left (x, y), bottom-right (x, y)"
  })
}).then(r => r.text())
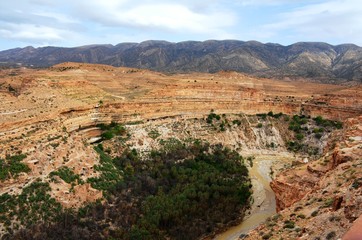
top-left (214, 156), bottom-right (279, 240)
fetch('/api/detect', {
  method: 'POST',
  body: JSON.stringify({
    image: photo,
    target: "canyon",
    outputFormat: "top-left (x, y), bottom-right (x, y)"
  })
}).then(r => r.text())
top-left (0, 62), bottom-right (361, 239)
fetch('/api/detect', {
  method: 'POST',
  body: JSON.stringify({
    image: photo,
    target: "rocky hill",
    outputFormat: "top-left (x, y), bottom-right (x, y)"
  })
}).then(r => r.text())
top-left (1, 41), bottom-right (362, 83)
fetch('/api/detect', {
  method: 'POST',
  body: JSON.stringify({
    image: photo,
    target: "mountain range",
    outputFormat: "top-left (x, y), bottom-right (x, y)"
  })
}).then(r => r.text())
top-left (1, 40), bottom-right (361, 83)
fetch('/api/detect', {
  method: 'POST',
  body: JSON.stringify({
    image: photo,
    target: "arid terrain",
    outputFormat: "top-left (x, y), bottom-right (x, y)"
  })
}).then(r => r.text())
top-left (0, 62), bottom-right (361, 239)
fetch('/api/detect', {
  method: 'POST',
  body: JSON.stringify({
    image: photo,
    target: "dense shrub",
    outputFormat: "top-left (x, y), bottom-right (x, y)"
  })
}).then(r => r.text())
top-left (13, 140), bottom-right (252, 240)
top-left (50, 166), bottom-right (83, 184)
top-left (97, 122), bottom-right (126, 140)
top-left (0, 154), bottom-right (30, 181)
top-left (0, 179), bottom-right (62, 229)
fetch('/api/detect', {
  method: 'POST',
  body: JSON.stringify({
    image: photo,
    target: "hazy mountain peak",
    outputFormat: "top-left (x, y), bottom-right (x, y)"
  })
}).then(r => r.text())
top-left (0, 40), bottom-right (361, 82)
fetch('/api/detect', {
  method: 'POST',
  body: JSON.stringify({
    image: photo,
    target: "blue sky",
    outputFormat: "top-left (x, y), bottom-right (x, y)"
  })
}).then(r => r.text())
top-left (0, 0), bottom-right (361, 50)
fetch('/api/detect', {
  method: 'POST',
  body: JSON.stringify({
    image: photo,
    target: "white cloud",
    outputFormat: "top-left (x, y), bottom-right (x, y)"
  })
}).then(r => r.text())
top-left (261, 0), bottom-right (362, 44)
top-left (0, 0), bottom-right (361, 49)
top-left (75, 1), bottom-right (236, 36)
top-left (32, 11), bottom-right (79, 24)
top-left (235, 0), bottom-right (316, 6)
top-left (0, 23), bottom-right (72, 44)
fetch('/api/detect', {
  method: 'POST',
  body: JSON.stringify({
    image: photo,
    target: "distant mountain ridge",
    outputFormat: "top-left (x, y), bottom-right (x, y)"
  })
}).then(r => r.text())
top-left (1, 40), bottom-right (362, 83)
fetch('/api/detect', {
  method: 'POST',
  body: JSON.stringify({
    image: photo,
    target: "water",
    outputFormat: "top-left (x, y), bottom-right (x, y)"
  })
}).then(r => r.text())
top-left (214, 157), bottom-right (277, 240)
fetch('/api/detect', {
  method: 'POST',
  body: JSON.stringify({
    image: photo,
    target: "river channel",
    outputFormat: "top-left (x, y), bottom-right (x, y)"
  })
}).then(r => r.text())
top-left (214, 155), bottom-right (281, 240)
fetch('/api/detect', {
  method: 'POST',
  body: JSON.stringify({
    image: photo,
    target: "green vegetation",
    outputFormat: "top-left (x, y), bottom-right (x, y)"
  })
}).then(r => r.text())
top-left (256, 113), bottom-right (267, 120)
top-left (126, 141), bottom-right (251, 239)
top-left (97, 121), bottom-right (126, 140)
top-left (315, 133), bottom-right (322, 139)
top-left (50, 166), bottom-right (83, 184)
top-left (8, 85), bottom-right (16, 93)
top-left (288, 115), bottom-right (307, 133)
top-left (0, 154), bottom-right (30, 181)
top-left (326, 231), bottom-right (336, 240)
top-left (311, 210), bottom-right (319, 217)
top-left (256, 123), bottom-right (263, 128)
top-left (206, 111), bottom-right (221, 124)
top-left (15, 139), bottom-right (252, 240)
top-left (257, 111), bottom-right (283, 120)
top-left (267, 111), bottom-right (283, 119)
top-left (351, 178), bottom-right (362, 189)
top-left (285, 114), bottom-right (342, 154)
top-left (232, 119), bottom-right (242, 126)
top-left (283, 220), bottom-right (295, 229)
top-left (323, 198), bottom-right (334, 208)
top-left (297, 214), bottom-right (306, 219)
top-left (262, 233), bottom-right (272, 239)
top-left (148, 129), bottom-right (161, 139)
top-left (295, 133), bottom-right (304, 140)
top-left (0, 179), bottom-right (62, 229)
top-left (206, 111), bottom-right (232, 132)
top-left (87, 144), bottom-right (123, 193)
top-left (247, 156), bottom-right (255, 167)
top-left (313, 116), bottom-right (342, 129)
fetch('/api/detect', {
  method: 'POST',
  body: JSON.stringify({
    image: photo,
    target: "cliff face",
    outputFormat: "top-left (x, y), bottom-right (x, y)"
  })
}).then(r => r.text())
top-left (1, 41), bottom-right (362, 83)
top-left (246, 116), bottom-right (362, 240)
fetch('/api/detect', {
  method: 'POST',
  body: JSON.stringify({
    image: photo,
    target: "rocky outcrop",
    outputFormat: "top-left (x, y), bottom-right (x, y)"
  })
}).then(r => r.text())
top-left (49, 181), bottom-right (103, 209)
top-left (270, 180), bottom-right (309, 212)
top-left (343, 214), bottom-right (362, 240)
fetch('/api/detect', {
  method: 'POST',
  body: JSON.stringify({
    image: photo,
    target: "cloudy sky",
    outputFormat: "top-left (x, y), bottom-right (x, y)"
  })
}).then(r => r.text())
top-left (0, 0), bottom-right (361, 50)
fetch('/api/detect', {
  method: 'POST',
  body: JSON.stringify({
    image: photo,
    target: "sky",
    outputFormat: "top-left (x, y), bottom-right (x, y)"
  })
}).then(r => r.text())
top-left (0, 0), bottom-right (361, 50)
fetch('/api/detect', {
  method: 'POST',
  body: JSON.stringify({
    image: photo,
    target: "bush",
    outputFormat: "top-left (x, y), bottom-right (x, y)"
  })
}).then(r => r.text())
top-left (98, 122), bottom-right (126, 140)
top-left (50, 167), bottom-right (83, 184)
top-left (262, 233), bottom-right (272, 239)
top-left (315, 133), bottom-right (322, 139)
top-left (206, 111), bottom-right (221, 124)
top-left (283, 220), bottom-right (295, 229)
top-left (326, 231), bottom-right (336, 240)
top-left (297, 214), bottom-right (306, 219)
top-left (256, 123), bottom-right (263, 128)
top-left (101, 131), bottom-right (114, 140)
top-left (148, 129), bottom-right (161, 139)
top-left (296, 133), bottom-right (304, 140)
top-left (313, 116), bottom-right (343, 129)
top-left (232, 119), bottom-right (242, 126)
top-left (311, 210), bottom-right (319, 217)
top-left (256, 113), bottom-right (267, 120)
top-left (273, 112), bottom-right (283, 119)
top-left (247, 156), bottom-right (254, 167)
top-left (323, 198), bottom-right (333, 208)
top-left (287, 141), bottom-right (303, 152)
